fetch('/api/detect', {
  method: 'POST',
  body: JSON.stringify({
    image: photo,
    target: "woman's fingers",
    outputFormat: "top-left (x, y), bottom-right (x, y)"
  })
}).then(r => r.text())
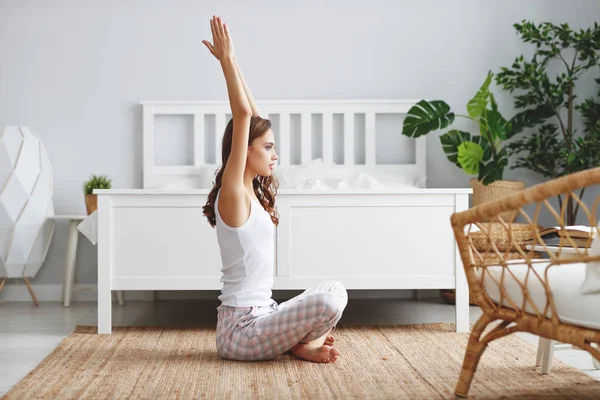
top-left (210, 17), bottom-right (217, 41)
top-left (216, 16), bottom-right (224, 39)
top-left (223, 22), bottom-right (230, 40)
top-left (213, 16), bottom-right (223, 41)
top-left (211, 16), bottom-right (221, 42)
top-left (202, 40), bottom-right (214, 55)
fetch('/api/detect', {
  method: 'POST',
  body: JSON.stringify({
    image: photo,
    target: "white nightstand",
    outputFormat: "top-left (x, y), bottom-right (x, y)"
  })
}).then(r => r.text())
top-left (526, 244), bottom-right (600, 372)
top-left (51, 215), bottom-right (124, 307)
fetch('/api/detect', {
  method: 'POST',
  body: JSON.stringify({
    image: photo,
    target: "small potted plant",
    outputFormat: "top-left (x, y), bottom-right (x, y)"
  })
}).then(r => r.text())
top-left (401, 71), bottom-right (532, 222)
top-left (82, 174), bottom-right (112, 215)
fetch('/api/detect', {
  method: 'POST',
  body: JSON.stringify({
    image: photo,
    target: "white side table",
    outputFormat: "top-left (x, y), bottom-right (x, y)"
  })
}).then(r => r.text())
top-left (50, 215), bottom-right (124, 307)
top-left (527, 244), bottom-right (600, 372)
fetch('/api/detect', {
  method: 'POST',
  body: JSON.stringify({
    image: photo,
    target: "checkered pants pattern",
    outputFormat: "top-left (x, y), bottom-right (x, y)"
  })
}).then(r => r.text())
top-left (216, 280), bottom-right (348, 361)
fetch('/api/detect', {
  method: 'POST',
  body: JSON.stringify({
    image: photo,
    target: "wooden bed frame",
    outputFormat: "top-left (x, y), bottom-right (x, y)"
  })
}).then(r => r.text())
top-left (95, 100), bottom-right (471, 334)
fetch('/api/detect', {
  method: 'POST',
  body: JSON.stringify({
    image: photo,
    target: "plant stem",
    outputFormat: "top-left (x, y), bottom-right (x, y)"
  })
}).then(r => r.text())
top-left (567, 80), bottom-right (574, 152)
top-left (455, 114), bottom-right (478, 121)
top-left (567, 195), bottom-right (574, 225)
top-left (557, 194), bottom-right (563, 214)
top-left (558, 53), bottom-right (571, 74)
top-left (551, 104), bottom-right (569, 147)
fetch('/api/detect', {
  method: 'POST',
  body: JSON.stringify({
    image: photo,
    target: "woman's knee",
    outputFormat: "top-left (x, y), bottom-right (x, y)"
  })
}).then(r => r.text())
top-left (316, 290), bottom-right (347, 319)
top-left (325, 280), bottom-right (348, 305)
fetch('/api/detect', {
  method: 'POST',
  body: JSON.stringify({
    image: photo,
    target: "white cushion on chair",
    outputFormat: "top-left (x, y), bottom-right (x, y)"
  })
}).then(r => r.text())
top-left (477, 260), bottom-right (600, 330)
top-left (582, 230), bottom-right (600, 294)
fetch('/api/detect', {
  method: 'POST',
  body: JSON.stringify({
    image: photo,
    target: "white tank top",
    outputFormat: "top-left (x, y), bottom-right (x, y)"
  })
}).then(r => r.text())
top-left (214, 190), bottom-right (275, 307)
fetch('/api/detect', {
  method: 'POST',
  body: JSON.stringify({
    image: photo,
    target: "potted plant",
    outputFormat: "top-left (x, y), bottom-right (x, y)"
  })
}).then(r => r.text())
top-left (402, 71), bottom-right (528, 222)
top-left (495, 20), bottom-right (600, 225)
top-left (82, 174), bottom-right (112, 215)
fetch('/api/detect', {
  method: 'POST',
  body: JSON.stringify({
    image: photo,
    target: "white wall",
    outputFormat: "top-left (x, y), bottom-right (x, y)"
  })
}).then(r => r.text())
top-left (0, 0), bottom-right (599, 293)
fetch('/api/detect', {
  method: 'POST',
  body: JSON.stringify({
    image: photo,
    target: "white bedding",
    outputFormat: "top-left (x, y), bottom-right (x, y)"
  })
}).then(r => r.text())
top-left (159, 159), bottom-right (419, 191)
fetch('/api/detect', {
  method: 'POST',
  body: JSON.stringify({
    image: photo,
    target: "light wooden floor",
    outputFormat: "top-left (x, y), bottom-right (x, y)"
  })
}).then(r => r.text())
top-left (1, 297), bottom-right (599, 396)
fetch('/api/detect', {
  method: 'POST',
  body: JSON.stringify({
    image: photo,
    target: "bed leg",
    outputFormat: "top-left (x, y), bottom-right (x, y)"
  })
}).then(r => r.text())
top-left (97, 195), bottom-right (112, 334)
top-left (98, 287), bottom-right (112, 334)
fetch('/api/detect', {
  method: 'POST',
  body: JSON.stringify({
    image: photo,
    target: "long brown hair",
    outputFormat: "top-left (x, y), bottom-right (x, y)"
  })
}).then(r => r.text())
top-left (203, 116), bottom-right (279, 227)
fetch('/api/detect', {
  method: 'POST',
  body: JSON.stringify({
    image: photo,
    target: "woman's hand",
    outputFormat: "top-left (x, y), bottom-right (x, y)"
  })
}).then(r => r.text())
top-left (202, 15), bottom-right (234, 62)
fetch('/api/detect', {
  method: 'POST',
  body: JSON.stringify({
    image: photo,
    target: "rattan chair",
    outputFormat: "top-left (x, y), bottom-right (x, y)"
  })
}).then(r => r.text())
top-left (451, 167), bottom-right (600, 398)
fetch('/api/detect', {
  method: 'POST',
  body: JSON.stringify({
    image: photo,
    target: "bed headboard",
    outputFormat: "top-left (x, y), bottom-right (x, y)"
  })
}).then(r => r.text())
top-left (141, 99), bottom-right (426, 189)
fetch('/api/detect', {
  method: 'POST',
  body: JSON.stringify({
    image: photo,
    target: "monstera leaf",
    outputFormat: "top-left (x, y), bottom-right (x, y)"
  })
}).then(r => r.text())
top-left (478, 158), bottom-right (508, 185)
top-left (485, 109), bottom-right (512, 141)
top-left (467, 71), bottom-right (493, 119)
top-left (440, 130), bottom-right (471, 167)
top-left (402, 100), bottom-right (455, 138)
top-left (440, 130), bottom-right (491, 170)
top-left (457, 141), bottom-right (484, 175)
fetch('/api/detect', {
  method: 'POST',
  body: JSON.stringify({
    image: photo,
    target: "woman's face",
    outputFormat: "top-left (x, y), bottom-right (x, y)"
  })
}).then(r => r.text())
top-left (247, 129), bottom-right (278, 177)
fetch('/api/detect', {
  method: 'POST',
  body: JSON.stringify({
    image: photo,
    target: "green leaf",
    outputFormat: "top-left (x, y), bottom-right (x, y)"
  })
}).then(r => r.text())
top-left (82, 174), bottom-right (112, 195)
top-left (489, 92), bottom-right (499, 112)
top-left (457, 141), bottom-right (484, 175)
top-left (486, 109), bottom-right (511, 141)
top-left (576, 87), bottom-right (600, 133)
top-left (509, 105), bottom-right (555, 137)
top-left (467, 71), bottom-right (494, 118)
top-left (471, 135), bottom-right (492, 162)
top-left (402, 100), bottom-right (455, 138)
top-left (439, 130), bottom-right (471, 168)
top-left (479, 159), bottom-right (507, 185)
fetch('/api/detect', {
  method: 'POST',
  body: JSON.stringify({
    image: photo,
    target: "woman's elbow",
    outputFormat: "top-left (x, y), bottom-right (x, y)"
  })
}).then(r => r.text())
top-left (233, 107), bottom-right (252, 119)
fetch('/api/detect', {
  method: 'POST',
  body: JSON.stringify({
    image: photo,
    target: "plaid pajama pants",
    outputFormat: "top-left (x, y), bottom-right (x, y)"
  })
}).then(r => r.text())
top-left (216, 280), bottom-right (348, 361)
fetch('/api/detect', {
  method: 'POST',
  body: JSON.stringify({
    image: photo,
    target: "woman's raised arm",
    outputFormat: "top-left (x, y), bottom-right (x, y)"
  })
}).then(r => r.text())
top-left (202, 16), bottom-right (251, 225)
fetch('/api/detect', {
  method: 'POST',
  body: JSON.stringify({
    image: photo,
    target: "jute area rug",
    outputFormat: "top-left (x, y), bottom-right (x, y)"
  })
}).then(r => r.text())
top-left (3, 323), bottom-right (599, 399)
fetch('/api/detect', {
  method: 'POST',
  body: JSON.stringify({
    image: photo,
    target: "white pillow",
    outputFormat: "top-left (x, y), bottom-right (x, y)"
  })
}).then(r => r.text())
top-left (358, 166), bottom-right (418, 187)
top-left (274, 159), bottom-right (327, 188)
top-left (582, 223), bottom-right (600, 294)
top-left (272, 159), bottom-right (422, 189)
top-left (274, 160), bottom-right (391, 189)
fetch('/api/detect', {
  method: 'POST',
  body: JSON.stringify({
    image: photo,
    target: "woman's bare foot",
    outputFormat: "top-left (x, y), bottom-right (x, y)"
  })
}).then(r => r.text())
top-left (324, 335), bottom-right (335, 346)
top-left (291, 342), bottom-right (340, 363)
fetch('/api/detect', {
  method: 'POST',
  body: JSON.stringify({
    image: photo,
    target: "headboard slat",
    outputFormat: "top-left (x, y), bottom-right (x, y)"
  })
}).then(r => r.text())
top-left (343, 113), bottom-right (355, 165)
top-left (193, 113), bottom-right (205, 166)
top-left (301, 113), bottom-right (311, 164)
top-left (322, 112), bottom-right (333, 165)
top-left (365, 113), bottom-right (376, 165)
top-left (215, 114), bottom-right (226, 164)
top-left (278, 113), bottom-right (290, 166)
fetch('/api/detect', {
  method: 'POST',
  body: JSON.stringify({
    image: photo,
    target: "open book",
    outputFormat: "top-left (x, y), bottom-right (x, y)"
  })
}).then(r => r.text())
top-left (528, 225), bottom-right (598, 247)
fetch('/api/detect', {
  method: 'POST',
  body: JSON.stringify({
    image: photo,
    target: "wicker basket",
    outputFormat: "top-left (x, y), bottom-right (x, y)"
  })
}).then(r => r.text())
top-left (470, 179), bottom-right (526, 222)
top-left (468, 222), bottom-right (536, 252)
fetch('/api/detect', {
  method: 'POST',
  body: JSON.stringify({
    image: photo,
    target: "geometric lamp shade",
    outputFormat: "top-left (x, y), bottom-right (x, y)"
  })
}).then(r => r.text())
top-left (0, 126), bottom-right (55, 278)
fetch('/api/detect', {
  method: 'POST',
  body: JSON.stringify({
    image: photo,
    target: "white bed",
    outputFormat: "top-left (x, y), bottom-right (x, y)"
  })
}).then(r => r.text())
top-left (94, 100), bottom-right (471, 334)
